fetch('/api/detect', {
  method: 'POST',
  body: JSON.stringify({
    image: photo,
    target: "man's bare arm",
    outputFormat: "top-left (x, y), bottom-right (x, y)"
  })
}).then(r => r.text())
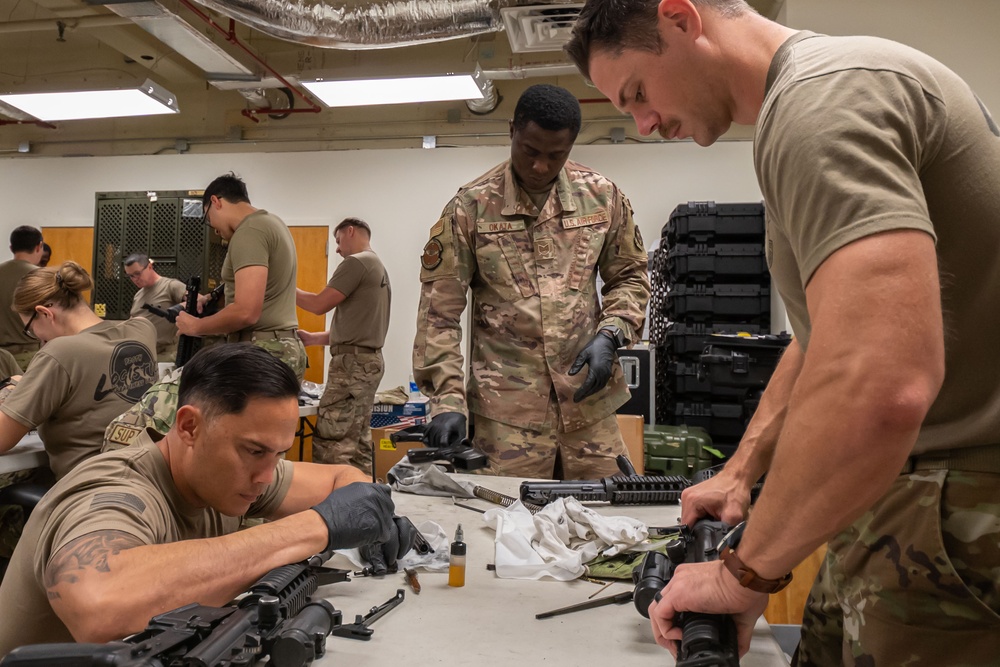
top-left (296, 287), bottom-right (346, 315)
top-left (680, 340), bottom-right (803, 526)
top-left (177, 266), bottom-right (267, 336)
top-left (735, 229), bottom-right (944, 578)
top-left (0, 410), bottom-right (31, 454)
top-left (724, 339), bottom-right (803, 484)
top-left (45, 511), bottom-right (329, 643)
top-left (271, 461), bottom-right (371, 520)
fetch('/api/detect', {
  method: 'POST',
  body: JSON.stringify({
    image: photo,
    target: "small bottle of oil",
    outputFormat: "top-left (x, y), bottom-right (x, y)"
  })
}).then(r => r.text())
top-left (448, 524), bottom-right (466, 588)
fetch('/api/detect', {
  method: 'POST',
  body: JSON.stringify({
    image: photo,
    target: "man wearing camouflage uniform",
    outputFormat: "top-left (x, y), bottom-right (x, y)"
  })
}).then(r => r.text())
top-left (176, 173), bottom-right (306, 381)
top-left (297, 218), bottom-right (390, 475)
top-left (413, 84), bottom-right (649, 480)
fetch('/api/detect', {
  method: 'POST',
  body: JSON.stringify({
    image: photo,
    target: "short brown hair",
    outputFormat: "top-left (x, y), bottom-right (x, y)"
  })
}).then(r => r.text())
top-left (566, 0), bottom-right (756, 79)
top-left (12, 261), bottom-right (93, 315)
top-left (334, 217), bottom-right (372, 238)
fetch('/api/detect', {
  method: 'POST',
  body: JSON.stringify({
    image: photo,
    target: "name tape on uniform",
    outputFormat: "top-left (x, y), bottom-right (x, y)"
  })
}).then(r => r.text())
top-left (562, 211), bottom-right (609, 229)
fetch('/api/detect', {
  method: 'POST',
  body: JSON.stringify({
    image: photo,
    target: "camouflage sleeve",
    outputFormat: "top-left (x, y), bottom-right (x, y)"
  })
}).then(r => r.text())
top-left (412, 199), bottom-right (476, 417)
top-left (596, 187), bottom-right (651, 344)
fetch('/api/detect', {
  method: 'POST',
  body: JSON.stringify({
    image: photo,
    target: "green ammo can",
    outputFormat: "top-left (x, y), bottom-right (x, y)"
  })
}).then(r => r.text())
top-left (643, 424), bottom-right (720, 478)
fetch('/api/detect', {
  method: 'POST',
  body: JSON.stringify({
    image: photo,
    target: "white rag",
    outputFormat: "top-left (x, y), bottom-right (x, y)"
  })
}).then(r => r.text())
top-left (483, 497), bottom-right (648, 580)
top-left (335, 520), bottom-right (452, 572)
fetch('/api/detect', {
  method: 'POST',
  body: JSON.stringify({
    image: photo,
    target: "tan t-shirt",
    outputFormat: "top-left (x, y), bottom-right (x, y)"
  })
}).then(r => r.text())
top-left (0, 431), bottom-right (293, 653)
top-left (327, 250), bottom-right (391, 349)
top-left (221, 210), bottom-right (299, 333)
top-left (0, 318), bottom-right (157, 478)
top-left (0, 258), bottom-right (40, 350)
top-left (130, 276), bottom-right (187, 356)
top-left (755, 32), bottom-right (1000, 454)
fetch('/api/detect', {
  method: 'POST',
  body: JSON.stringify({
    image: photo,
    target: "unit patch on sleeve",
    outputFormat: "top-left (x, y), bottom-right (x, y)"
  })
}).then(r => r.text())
top-left (421, 238), bottom-right (444, 270)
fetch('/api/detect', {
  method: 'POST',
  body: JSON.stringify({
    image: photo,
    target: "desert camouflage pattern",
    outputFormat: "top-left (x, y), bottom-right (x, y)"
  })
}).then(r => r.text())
top-left (473, 388), bottom-right (628, 479)
top-left (795, 468), bottom-right (1000, 666)
top-left (413, 160), bottom-right (650, 436)
top-left (312, 350), bottom-right (384, 474)
top-left (251, 336), bottom-right (307, 383)
top-left (103, 367), bottom-right (182, 450)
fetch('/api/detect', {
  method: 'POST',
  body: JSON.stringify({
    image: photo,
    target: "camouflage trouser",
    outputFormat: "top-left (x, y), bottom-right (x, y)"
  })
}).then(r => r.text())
top-left (312, 350), bottom-right (383, 475)
top-left (242, 335), bottom-right (307, 383)
top-left (103, 366), bottom-right (182, 450)
top-left (795, 466), bottom-right (1000, 667)
top-left (474, 391), bottom-right (627, 480)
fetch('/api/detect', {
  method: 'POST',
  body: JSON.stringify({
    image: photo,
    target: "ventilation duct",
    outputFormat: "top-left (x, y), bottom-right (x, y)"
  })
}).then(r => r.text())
top-left (191, 0), bottom-right (570, 49)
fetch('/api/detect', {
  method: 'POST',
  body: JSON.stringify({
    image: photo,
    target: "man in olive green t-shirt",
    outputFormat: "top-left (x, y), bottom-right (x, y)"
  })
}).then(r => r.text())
top-left (176, 173), bottom-right (306, 381)
top-left (0, 226), bottom-right (44, 371)
top-left (297, 218), bottom-right (390, 475)
top-left (125, 253), bottom-right (187, 363)
top-left (573, 1), bottom-right (1000, 663)
top-left (0, 344), bottom-right (413, 655)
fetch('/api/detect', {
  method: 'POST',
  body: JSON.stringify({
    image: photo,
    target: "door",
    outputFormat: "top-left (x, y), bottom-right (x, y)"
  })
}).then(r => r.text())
top-left (289, 226), bottom-right (330, 385)
top-left (41, 227), bottom-right (95, 308)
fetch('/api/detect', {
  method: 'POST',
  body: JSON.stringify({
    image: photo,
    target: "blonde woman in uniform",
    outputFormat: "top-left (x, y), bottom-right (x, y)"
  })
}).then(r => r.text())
top-left (0, 262), bottom-right (158, 480)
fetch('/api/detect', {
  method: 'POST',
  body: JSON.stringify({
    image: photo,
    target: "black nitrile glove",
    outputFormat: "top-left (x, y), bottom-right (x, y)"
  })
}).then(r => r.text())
top-left (311, 482), bottom-right (396, 552)
top-left (424, 412), bottom-right (467, 449)
top-left (359, 515), bottom-right (419, 575)
top-left (568, 332), bottom-right (619, 403)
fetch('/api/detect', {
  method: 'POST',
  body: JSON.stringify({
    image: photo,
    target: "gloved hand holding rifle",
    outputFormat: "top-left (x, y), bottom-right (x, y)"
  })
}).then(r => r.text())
top-left (311, 482), bottom-right (420, 576)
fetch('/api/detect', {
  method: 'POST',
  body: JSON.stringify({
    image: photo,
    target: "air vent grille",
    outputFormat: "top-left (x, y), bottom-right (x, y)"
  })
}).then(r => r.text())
top-left (501, 4), bottom-right (584, 53)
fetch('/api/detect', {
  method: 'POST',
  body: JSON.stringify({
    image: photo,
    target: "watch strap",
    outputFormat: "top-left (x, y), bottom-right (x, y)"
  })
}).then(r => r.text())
top-left (599, 326), bottom-right (625, 348)
top-left (720, 546), bottom-right (792, 594)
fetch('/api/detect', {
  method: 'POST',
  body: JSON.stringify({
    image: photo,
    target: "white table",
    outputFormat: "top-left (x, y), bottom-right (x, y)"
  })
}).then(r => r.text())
top-left (0, 433), bottom-right (47, 475)
top-left (315, 474), bottom-right (790, 667)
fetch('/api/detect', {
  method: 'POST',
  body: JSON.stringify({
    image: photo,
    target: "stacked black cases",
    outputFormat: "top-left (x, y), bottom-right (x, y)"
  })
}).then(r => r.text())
top-left (651, 201), bottom-right (771, 455)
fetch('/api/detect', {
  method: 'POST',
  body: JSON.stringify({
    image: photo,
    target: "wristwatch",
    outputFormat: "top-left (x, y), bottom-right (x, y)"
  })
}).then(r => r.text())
top-left (720, 546), bottom-right (793, 594)
top-left (599, 325), bottom-right (626, 349)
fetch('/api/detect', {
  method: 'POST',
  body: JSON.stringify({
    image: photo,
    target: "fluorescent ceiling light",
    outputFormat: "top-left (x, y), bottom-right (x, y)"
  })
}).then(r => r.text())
top-left (0, 79), bottom-right (179, 122)
top-left (303, 74), bottom-right (485, 108)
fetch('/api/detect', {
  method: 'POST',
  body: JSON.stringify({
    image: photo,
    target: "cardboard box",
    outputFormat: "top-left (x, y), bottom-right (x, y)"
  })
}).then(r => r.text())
top-left (370, 400), bottom-right (430, 428)
top-left (616, 414), bottom-right (645, 475)
top-left (371, 425), bottom-right (426, 483)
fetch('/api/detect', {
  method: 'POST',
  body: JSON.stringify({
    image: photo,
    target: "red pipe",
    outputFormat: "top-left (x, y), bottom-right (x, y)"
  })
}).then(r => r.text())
top-left (175, 0), bottom-right (322, 118)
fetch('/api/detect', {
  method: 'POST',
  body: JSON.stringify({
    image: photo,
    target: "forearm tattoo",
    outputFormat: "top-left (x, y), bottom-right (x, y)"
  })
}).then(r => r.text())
top-left (44, 531), bottom-right (145, 598)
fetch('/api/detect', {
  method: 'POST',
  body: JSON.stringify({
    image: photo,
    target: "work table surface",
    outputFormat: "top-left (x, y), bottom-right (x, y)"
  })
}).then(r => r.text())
top-left (316, 473), bottom-right (790, 666)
